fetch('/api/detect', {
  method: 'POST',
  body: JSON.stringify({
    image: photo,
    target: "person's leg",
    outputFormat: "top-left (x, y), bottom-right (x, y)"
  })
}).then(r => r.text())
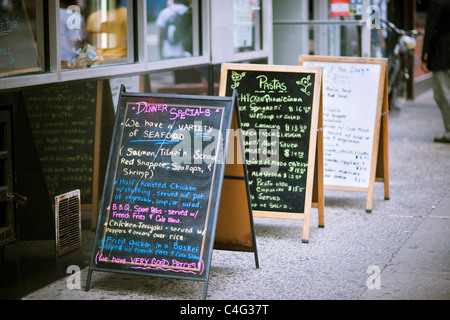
top-left (432, 70), bottom-right (450, 142)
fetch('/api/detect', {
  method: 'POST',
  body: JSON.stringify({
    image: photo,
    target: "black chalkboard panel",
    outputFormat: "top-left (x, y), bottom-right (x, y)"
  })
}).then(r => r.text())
top-left (22, 81), bottom-right (99, 204)
top-left (86, 90), bottom-right (235, 296)
top-left (0, 0), bottom-right (42, 77)
top-left (220, 64), bottom-right (323, 216)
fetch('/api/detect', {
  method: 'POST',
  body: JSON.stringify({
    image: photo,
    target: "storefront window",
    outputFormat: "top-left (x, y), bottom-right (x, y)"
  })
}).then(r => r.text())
top-left (60, 0), bottom-right (129, 70)
top-left (0, 0), bottom-right (43, 78)
top-left (233, 0), bottom-right (261, 53)
top-left (147, 0), bottom-right (198, 61)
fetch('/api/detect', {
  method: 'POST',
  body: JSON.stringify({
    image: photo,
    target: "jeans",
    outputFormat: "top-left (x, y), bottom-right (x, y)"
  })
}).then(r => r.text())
top-left (433, 69), bottom-right (450, 139)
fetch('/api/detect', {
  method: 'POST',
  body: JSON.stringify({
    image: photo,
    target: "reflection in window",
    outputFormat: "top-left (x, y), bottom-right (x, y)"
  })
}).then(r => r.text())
top-left (152, 66), bottom-right (210, 95)
top-left (0, 0), bottom-right (42, 78)
top-left (233, 0), bottom-right (261, 53)
top-left (150, 65), bottom-right (221, 96)
top-left (147, 0), bottom-right (195, 61)
top-left (60, 0), bottom-right (129, 70)
top-left (370, 0), bottom-right (387, 58)
top-left (328, 0), bottom-right (362, 57)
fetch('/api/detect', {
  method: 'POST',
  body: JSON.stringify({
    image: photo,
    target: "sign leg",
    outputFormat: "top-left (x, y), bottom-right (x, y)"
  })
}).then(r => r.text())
top-left (84, 268), bottom-right (93, 291)
top-left (365, 195), bottom-right (374, 213)
top-left (253, 248), bottom-right (259, 269)
top-left (202, 278), bottom-right (209, 300)
top-left (302, 212), bottom-right (310, 243)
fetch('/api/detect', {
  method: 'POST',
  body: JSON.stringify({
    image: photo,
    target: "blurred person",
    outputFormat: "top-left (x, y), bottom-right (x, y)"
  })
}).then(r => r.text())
top-left (422, 0), bottom-right (450, 143)
top-left (155, 0), bottom-right (192, 59)
top-left (60, 0), bottom-right (87, 65)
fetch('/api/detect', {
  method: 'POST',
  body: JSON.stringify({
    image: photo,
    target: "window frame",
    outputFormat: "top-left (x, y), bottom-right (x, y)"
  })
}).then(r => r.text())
top-left (211, 0), bottom-right (272, 65)
top-left (0, 0), bottom-right (272, 91)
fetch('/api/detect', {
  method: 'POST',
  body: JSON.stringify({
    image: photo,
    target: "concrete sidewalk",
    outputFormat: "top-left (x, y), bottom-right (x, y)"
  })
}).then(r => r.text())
top-left (359, 190), bottom-right (450, 299)
top-left (359, 92), bottom-right (450, 300)
top-left (22, 89), bottom-right (449, 300)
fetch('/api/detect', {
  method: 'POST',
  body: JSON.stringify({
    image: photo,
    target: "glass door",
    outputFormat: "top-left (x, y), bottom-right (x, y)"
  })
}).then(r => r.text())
top-left (273, 0), bottom-right (377, 66)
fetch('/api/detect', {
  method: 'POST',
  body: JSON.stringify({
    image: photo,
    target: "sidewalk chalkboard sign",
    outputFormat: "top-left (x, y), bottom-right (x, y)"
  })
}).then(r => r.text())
top-left (299, 56), bottom-right (389, 212)
top-left (86, 89), bottom-right (237, 299)
top-left (219, 64), bottom-right (324, 243)
top-left (22, 81), bottom-right (104, 212)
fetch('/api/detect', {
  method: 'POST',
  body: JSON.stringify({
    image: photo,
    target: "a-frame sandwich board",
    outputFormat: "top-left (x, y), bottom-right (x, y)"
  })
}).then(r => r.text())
top-left (219, 63), bottom-right (324, 243)
top-left (300, 56), bottom-right (389, 213)
top-left (85, 87), bottom-right (257, 299)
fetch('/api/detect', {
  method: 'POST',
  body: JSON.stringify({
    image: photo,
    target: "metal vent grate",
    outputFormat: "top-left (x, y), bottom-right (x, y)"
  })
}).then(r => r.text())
top-left (55, 189), bottom-right (81, 256)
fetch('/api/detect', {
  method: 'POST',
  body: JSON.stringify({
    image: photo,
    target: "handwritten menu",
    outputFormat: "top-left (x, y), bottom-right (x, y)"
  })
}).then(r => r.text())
top-left (223, 68), bottom-right (316, 214)
top-left (22, 81), bottom-right (97, 203)
top-left (301, 60), bottom-right (381, 188)
top-left (90, 93), bottom-right (233, 279)
top-left (0, 0), bottom-right (41, 77)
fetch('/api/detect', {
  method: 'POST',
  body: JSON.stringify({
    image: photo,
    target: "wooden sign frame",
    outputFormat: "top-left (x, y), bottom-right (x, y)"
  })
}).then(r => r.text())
top-left (219, 63), bottom-right (324, 243)
top-left (91, 81), bottom-right (104, 224)
top-left (85, 88), bottom-right (256, 299)
top-left (299, 56), bottom-right (389, 213)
